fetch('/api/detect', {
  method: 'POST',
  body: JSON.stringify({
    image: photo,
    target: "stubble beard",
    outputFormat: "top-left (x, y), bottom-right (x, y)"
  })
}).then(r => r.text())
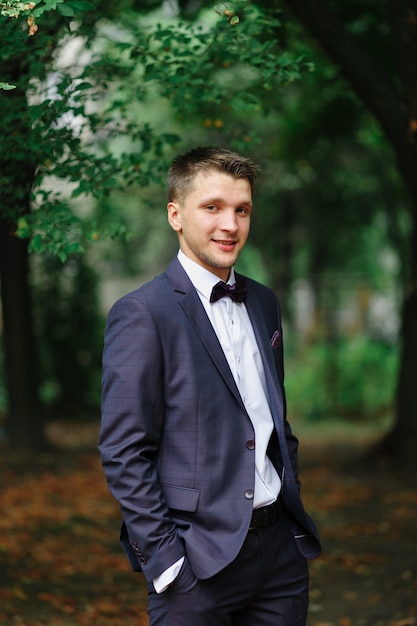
top-left (198, 248), bottom-right (240, 271)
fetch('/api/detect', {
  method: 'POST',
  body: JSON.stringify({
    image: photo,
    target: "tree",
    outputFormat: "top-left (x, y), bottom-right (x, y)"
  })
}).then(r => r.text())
top-left (281, 0), bottom-right (417, 467)
top-left (0, 0), bottom-right (180, 451)
top-left (0, 0), bottom-right (307, 451)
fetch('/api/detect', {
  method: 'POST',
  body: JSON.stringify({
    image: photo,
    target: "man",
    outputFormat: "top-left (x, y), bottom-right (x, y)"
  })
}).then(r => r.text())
top-left (99, 146), bottom-right (321, 626)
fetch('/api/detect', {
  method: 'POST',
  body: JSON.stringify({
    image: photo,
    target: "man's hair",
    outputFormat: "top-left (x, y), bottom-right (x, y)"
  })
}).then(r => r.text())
top-left (167, 146), bottom-right (261, 203)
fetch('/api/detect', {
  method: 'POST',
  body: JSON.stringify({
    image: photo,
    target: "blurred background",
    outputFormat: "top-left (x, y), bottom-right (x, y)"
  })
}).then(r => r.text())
top-left (2, 0), bottom-right (414, 462)
top-left (1, 2), bottom-right (417, 624)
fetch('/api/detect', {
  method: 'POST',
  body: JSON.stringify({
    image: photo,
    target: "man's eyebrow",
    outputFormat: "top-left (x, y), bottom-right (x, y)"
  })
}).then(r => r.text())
top-left (199, 196), bottom-right (253, 207)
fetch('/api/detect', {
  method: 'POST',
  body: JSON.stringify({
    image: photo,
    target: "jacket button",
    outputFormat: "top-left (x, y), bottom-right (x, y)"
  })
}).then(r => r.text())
top-left (246, 439), bottom-right (255, 450)
top-left (244, 489), bottom-right (254, 500)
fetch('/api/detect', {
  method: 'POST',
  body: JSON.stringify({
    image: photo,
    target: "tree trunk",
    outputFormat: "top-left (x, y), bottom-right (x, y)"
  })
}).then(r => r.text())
top-left (0, 40), bottom-right (47, 453)
top-left (382, 217), bottom-right (417, 465)
top-left (0, 220), bottom-right (45, 453)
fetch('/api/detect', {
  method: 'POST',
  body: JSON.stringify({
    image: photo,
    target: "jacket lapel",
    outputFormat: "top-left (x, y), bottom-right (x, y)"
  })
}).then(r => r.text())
top-left (166, 258), bottom-right (285, 422)
top-left (245, 289), bottom-right (285, 430)
top-left (166, 259), bottom-right (245, 409)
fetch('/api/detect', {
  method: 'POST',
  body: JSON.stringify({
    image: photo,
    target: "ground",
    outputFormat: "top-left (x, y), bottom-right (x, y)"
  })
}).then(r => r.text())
top-left (0, 418), bottom-right (416, 626)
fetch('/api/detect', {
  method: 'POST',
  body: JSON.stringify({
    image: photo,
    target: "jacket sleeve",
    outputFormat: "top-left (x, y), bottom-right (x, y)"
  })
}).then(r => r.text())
top-left (99, 295), bottom-right (185, 581)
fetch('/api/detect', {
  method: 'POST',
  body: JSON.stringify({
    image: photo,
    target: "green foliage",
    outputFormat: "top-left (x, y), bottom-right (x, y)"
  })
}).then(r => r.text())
top-left (0, 0), bottom-right (409, 426)
top-left (134, 4), bottom-right (308, 118)
top-left (245, 29), bottom-right (409, 299)
top-left (0, 0), bottom-right (95, 88)
top-left (1, 0), bottom-right (310, 260)
top-left (285, 335), bottom-right (398, 422)
top-left (0, 0), bottom-right (94, 21)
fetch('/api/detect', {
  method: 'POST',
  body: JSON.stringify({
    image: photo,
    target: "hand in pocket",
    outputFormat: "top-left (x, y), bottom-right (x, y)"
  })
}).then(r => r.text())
top-left (170, 557), bottom-right (199, 594)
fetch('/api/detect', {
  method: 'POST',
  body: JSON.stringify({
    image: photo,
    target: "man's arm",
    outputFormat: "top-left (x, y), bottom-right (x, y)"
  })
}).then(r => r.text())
top-left (99, 295), bottom-right (185, 582)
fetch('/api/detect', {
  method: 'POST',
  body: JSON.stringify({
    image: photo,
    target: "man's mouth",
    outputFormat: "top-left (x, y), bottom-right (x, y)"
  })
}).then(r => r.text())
top-left (214, 239), bottom-right (237, 247)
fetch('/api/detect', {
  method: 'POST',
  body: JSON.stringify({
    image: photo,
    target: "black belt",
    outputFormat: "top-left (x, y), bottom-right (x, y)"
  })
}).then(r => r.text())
top-left (249, 497), bottom-right (282, 530)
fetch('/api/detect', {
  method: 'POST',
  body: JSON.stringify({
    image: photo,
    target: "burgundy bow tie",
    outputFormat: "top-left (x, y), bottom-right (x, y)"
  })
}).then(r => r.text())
top-left (210, 277), bottom-right (247, 303)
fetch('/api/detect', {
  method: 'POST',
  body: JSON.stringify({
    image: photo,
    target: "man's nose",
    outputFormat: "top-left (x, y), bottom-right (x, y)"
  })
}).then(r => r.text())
top-left (219, 210), bottom-right (238, 231)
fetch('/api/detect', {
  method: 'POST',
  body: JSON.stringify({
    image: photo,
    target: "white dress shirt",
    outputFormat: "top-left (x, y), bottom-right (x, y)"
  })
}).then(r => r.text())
top-left (153, 251), bottom-right (281, 592)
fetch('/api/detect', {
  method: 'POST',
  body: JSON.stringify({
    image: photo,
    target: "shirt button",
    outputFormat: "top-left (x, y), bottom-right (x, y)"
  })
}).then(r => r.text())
top-left (245, 489), bottom-right (254, 500)
top-left (246, 440), bottom-right (255, 450)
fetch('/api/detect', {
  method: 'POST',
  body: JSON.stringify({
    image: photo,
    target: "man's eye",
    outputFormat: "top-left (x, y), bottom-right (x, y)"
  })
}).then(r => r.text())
top-left (206, 205), bottom-right (217, 211)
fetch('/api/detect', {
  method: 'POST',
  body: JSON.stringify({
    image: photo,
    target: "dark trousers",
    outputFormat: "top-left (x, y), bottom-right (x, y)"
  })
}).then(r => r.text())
top-left (147, 511), bottom-right (310, 626)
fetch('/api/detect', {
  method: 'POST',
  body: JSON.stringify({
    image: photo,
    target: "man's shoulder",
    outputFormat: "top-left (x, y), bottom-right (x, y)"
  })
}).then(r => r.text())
top-left (109, 257), bottom-right (190, 311)
top-left (114, 271), bottom-right (170, 305)
top-left (240, 274), bottom-right (277, 300)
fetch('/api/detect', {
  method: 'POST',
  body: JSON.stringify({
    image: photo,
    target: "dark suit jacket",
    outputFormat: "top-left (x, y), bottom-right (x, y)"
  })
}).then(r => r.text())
top-left (99, 257), bottom-right (321, 584)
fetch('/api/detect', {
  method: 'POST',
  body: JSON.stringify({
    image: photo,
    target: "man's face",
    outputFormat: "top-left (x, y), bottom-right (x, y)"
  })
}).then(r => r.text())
top-left (167, 170), bottom-right (253, 281)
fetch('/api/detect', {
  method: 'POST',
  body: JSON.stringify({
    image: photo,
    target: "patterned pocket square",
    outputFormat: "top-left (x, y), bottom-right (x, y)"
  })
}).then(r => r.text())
top-left (270, 330), bottom-right (281, 349)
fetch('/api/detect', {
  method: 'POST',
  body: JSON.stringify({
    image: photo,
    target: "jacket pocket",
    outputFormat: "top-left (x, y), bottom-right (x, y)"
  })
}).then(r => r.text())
top-left (161, 483), bottom-right (200, 512)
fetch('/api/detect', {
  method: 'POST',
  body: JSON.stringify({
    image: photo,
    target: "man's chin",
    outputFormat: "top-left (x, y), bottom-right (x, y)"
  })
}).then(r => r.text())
top-left (210, 252), bottom-right (240, 270)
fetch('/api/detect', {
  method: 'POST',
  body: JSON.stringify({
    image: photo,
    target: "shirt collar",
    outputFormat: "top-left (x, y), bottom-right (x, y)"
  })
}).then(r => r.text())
top-left (177, 250), bottom-right (236, 301)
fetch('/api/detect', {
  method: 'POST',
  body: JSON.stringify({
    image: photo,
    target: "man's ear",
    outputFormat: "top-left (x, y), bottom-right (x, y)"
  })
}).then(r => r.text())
top-left (167, 201), bottom-right (182, 232)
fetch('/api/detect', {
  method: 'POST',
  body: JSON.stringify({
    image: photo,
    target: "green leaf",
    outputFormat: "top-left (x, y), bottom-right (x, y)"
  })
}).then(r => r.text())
top-left (73, 81), bottom-right (92, 91)
top-left (43, 0), bottom-right (64, 6)
top-left (0, 82), bottom-right (16, 90)
top-left (16, 217), bottom-right (31, 239)
top-left (71, 179), bottom-right (92, 198)
top-left (56, 0), bottom-right (95, 16)
top-left (231, 92), bottom-right (261, 112)
top-left (56, 249), bottom-right (68, 262)
top-left (31, 233), bottom-right (44, 252)
top-left (57, 3), bottom-right (75, 16)
top-left (161, 133), bottom-right (180, 145)
top-left (68, 0), bottom-right (96, 10)
top-left (66, 242), bottom-right (84, 254)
